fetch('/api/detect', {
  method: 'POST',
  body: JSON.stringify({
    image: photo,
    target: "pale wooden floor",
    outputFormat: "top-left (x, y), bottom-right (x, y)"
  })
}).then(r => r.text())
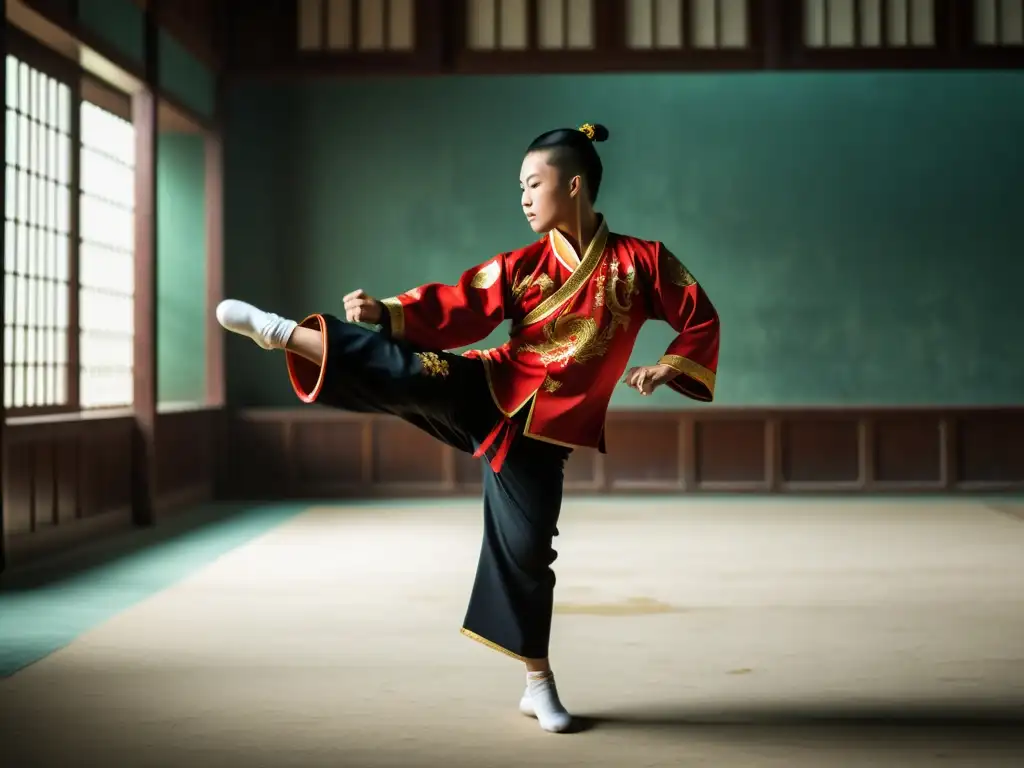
top-left (2, 497), bottom-right (1024, 767)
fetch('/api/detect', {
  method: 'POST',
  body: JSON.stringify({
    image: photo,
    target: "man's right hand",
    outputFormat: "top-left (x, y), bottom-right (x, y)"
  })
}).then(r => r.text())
top-left (343, 289), bottom-right (384, 324)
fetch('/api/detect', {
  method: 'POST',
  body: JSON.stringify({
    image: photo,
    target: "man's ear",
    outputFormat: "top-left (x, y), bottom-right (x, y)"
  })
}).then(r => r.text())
top-left (568, 174), bottom-right (582, 198)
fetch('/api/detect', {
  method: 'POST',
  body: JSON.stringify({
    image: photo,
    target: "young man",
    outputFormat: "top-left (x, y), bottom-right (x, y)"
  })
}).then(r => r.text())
top-left (216, 122), bottom-right (720, 733)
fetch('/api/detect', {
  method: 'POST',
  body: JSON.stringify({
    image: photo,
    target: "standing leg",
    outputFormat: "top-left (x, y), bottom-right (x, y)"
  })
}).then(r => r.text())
top-left (460, 433), bottom-right (574, 733)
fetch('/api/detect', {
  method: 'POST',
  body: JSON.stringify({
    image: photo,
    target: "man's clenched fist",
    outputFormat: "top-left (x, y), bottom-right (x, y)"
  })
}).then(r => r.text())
top-left (343, 289), bottom-right (384, 325)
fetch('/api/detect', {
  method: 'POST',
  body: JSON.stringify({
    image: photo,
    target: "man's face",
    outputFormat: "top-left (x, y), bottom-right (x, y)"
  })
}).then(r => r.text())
top-left (519, 150), bottom-right (574, 234)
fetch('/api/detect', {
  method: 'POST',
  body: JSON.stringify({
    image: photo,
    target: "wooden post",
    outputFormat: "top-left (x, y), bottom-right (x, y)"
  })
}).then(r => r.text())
top-left (205, 71), bottom-right (226, 496)
top-left (0, 0), bottom-right (8, 572)
top-left (205, 132), bottom-right (225, 406)
top-left (131, 2), bottom-right (160, 526)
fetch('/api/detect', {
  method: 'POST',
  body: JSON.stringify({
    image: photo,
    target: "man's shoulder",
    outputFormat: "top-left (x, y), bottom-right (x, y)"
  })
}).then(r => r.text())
top-left (610, 231), bottom-right (660, 250)
top-left (609, 231), bottom-right (663, 262)
top-left (501, 235), bottom-right (550, 264)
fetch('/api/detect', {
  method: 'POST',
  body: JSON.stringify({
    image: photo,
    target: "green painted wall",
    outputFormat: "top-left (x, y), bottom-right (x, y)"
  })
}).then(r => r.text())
top-left (224, 72), bottom-right (1024, 409)
top-left (77, 0), bottom-right (145, 66)
top-left (223, 85), bottom-right (300, 408)
top-left (156, 134), bottom-right (207, 405)
top-left (158, 30), bottom-right (216, 120)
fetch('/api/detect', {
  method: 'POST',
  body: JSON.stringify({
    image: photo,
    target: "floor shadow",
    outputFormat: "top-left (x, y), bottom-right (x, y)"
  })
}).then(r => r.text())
top-left (568, 700), bottom-right (1024, 743)
top-left (0, 501), bottom-right (264, 592)
top-left (986, 502), bottom-right (1024, 524)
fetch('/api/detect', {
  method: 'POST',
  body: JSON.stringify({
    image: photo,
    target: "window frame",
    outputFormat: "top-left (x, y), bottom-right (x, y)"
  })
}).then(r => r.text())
top-left (4, 30), bottom-right (139, 418)
top-left (4, 33), bottom-right (80, 417)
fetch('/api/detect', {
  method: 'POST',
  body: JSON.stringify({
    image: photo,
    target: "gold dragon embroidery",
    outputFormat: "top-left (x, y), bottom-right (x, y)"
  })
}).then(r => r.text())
top-left (415, 352), bottom-right (450, 377)
top-left (663, 252), bottom-right (695, 287)
top-left (542, 375), bottom-right (562, 393)
top-left (517, 257), bottom-right (639, 368)
top-left (603, 258), bottom-right (638, 333)
top-left (512, 273), bottom-right (556, 303)
top-left (518, 314), bottom-right (607, 366)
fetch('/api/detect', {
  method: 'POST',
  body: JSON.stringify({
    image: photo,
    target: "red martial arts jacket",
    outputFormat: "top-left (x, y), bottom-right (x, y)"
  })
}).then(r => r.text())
top-left (380, 217), bottom-right (720, 467)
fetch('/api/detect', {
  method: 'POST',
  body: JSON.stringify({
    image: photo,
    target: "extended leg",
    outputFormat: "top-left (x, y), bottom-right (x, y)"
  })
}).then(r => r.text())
top-left (285, 327), bottom-right (326, 366)
top-left (216, 299), bottom-right (356, 368)
top-left (216, 299), bottom-right (299, 352)
top-left (460, 434), bottom-right (573, 733)
top-left (216, 299), bottom-right (492, 451)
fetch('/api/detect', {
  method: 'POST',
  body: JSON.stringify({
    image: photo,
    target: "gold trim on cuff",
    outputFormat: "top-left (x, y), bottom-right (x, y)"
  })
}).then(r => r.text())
top-left (459, 627), bottom-right (526, 662)
top-left (380, 297), bottom-right (404, 338)
top-left (659, 354), bottom-right (716, 396)
top-left (285, 314), bottom-right (328, 403)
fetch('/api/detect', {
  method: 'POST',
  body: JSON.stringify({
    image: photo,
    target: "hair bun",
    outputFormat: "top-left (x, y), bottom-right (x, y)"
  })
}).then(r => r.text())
top-left (578, 123), bottom-right (610, 143)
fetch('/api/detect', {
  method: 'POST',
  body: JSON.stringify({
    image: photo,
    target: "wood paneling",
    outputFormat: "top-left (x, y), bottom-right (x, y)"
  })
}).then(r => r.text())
top-left (9, 406), bottom-right (1016, 564)
top-left (781, 417), bottom-right (861, 488)
top-left (3, 409), bottom-right (222, 567)
top-left (222, 406), bottom-right (1024, 499)
top-left (873, 416), bottom-right (942, 485)
top-left (155, 406), bottom-right (222, 506)
top-left (957, 411), bottom-right (1024, 488)
top-left (695, 418), bottom-right (766, 488)
top-left (603, 416), bottom-right (681, 490)
top-left (3, 415), bottom-right (134, 565)
top-left (4, 416), bottom-right (133, 535)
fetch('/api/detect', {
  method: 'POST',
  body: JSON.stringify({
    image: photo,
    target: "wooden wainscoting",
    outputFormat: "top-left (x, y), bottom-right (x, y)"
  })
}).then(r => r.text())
top-left (2, 407), bottom-right (223, 567)
top-left (3, 413), bottom-right (136, 566)
top-left (154, 405), bottom-right (225, 510)
top-left (223, 407), bottom-right (1024, 499)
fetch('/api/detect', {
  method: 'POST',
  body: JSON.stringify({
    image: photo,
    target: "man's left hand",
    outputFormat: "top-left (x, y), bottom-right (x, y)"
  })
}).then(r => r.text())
top-left (621, 363), bottom-right (678, 396)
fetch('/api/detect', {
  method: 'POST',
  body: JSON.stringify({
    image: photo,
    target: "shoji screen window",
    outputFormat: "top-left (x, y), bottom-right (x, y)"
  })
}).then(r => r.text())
top-left (78, 100), bottom-right (136, 409)
top-left (4, 55), bottom-right (73, 412)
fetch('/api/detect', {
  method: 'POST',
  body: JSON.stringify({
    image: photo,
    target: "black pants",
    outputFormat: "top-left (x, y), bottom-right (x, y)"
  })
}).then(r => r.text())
top-left (287, 313), bottom-right (571, 661)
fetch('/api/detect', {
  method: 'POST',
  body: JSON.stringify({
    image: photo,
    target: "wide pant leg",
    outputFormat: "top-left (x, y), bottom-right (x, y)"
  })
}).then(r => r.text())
top-left (462, 435), bottom-right (571, 661)
top-left (286, 312), bottom-right (572, 662)
top-left (285, 312), bottom-right (496, 453)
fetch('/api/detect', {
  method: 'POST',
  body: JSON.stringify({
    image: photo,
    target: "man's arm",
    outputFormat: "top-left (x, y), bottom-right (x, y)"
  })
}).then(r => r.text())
top-left (377, 255), bottom-right (510, 351)
top-left (642, 243), bottom-right (720, 401)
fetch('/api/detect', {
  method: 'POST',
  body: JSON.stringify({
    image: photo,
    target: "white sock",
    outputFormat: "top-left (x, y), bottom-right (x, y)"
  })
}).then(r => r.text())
top-left (216, 299), bottom-right (297, 350)
top-left (522, 671), bottom-right (572, 733)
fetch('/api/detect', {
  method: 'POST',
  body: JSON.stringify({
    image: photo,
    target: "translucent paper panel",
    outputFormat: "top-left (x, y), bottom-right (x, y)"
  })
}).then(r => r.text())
top-left (537, 0), bottom-right (595, 49)
top-left (804, 0), bottom-right (935, 47)
top-left (626, 0), bottom-right (748, 49)
top-left (79, 100), bottom-right (136, 409)
top-left (974, 0), bottom-right (1024, 45)
top-left (300, 0), bottom-right (417, 51)
top-left (466, 0), bottom-right (530, 49)
top-left (3, 55), bottom-right (72, 409)
top-left (298, 0), bottom-right (324, 49)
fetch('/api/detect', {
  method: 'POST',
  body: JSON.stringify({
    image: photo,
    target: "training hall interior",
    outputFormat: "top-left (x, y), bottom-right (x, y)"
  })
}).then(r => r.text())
top-left (1, 1), bottom-right (1023, 766)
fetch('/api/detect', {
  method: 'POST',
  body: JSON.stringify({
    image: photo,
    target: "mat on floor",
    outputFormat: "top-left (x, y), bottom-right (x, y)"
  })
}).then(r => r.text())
top-left (0, 503), bottom-right (309, 677)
